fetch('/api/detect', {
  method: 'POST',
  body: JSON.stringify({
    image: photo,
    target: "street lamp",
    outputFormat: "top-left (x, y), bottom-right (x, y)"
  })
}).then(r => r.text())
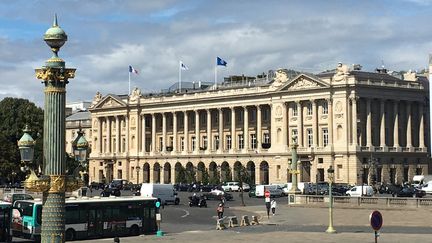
top-left (18, 125), bottom-right (35, 173)
top-left (136, 165), bottom-right (141, 184)
top-left (19, 15), bottom-right (81, 243)
top-left (288, 135), bottom-right (301, 194)
top-left (72, 128), bottom-right (90, 185)
top-left (326, 165), bottom-right (336, 234)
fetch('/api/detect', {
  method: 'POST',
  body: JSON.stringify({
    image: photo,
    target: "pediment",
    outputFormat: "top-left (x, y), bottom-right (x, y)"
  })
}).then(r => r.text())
top-left (94, 95), bottom-right (127, 109)
top-left (279, 74), bottom-right (329, 91)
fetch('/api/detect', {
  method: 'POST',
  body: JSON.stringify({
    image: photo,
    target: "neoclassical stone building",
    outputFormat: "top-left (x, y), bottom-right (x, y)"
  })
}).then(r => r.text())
top-left (88, 63), bottom-right (430, 186)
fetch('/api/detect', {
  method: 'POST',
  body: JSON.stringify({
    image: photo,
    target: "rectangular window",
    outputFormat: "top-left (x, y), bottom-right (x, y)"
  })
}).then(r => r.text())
top-left (292, 105), bottom-right (298, 116)
top-left (226, 135), bottom-right (232, 150)
top-left (159, 137), bottom-right (163, 151)
top-left (337, 164), bottom-right (342, 180)
top-left (251, 134), bottom-right (257, 149)
top-left (277, 165), bottom-right (281, 179)
top-left (307, 128), bottom-right (313, 147)
top-left (122, 138), bottom-right (126, 152)
top-left (203, 136), bottom-right (208, 149)
top-left (322, 128), bottom-right (329, 147)
top-left (117, 170), bottom-right (122, 179)
top-left (238, 134), bottom-right (244, 149)
top-left (322, 101), bottom-right (328, 115)
top-left (264, 133), bottom-right (270, 144)
top-left (307, 102), bottom-right (313, 116)
top-left (192, 136), bottom-right (196, 151)
top-left (180, 137), bottom-right (185, 151)
top-left (169, 136), bottom-right (174, 147)
top-left (214, 135), bottom-right (219, 150)
top-left (318, 158), bottom-right (323, 164)
top-left (263, 108), bottom-right (269, 121)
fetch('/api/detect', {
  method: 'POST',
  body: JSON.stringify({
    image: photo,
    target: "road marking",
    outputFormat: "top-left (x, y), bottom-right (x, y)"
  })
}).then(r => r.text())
top-left (180, 209), bottom-right (190, 218)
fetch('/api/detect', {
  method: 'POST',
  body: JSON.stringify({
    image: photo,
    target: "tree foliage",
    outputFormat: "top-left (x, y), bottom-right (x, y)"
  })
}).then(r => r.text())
top-left (0, 97), bottom-right (44, 183)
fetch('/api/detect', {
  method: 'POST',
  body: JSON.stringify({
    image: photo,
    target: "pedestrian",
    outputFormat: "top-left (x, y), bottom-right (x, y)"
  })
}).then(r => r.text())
top-left (271, 199), bottom-right (277, 216)
top-left (217, 203), bottom-right (224, 219)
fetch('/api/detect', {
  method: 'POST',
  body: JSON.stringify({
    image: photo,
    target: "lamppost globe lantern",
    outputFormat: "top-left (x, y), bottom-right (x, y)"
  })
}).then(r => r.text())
top-left (17, 125), bottom-right (35, 164)
top-left (327, 165), bottom-right (334, 181)
top-left (44, 14), bottom-right (67, 55)
top-left (72, 130), bottom-right (89, 163)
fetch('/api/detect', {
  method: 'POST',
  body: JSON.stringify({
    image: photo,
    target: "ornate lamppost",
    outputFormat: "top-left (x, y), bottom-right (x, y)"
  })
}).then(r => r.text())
top-left (288, 135), bottom-right (301, 194)
top-left (18, 15), bottom-right (81, 243)
top-left (72, 128), bottom-right (90, 185)
top-left (326, 165), bottom-right (336, 233)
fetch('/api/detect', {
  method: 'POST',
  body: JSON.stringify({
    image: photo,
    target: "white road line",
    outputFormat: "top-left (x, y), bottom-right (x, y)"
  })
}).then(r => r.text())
top-left (180, 208), bottom-right (190, 218)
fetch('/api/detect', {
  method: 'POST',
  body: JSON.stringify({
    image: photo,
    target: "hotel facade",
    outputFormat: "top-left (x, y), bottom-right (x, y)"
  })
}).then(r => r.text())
top-left (87, 63), bottom-right (430, 186)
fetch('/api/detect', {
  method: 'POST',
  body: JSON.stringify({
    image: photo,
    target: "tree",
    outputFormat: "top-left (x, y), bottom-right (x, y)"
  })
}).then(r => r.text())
top-left (175, 166), bottom-right (187, 184)
top-left (201, 168), bottom-right (210, 185)
top-left (0, 97), bottom-right (44, 183)
top-left (235, 163), bottom-right (252, 206)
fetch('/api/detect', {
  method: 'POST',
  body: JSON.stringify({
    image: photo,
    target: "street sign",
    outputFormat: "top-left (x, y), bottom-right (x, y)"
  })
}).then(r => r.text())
top-left (369, 210), bottom-right (383, 231)
top-left (264, 190), bottom-right (270, 198)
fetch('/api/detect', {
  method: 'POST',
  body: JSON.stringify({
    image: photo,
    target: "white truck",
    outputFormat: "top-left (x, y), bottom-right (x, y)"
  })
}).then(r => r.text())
top-left (255, 185), bottom-right (284, 197)
top-left (412, 175), bottom-right (432, 188)
top-left (140, 183), bottom-right (180, 205)
top-left (345, 186), bottom-right (374, 197)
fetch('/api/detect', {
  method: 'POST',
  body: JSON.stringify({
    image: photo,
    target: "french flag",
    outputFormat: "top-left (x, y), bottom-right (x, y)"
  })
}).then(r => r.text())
top-left (129, 65), bottom-right (139, 74)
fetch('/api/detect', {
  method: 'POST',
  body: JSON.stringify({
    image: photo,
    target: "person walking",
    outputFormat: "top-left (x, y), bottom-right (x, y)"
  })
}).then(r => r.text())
top-left (217, 203), bottom-right (224, 219)
top-left (271, 199), bottom-right (277, 216)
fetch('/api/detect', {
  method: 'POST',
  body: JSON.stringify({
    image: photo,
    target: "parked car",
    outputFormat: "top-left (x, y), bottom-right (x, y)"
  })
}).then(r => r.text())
top-left (89, 182), bottom-right (105, 190)
top-left (100, 187), bottom-right (121, 197)
top-left (109, 179), bottom-right (129, 190)
top-left (345, 185), bottom-right (374, 197)
top-left (222, 182), bottom-right (240, 192)
top-left (396, 186), bottom-right (426, 198)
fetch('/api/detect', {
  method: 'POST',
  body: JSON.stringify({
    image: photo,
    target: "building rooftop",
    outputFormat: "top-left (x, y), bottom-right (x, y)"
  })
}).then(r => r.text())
top-left (66, 110), bottom-right (91, 121)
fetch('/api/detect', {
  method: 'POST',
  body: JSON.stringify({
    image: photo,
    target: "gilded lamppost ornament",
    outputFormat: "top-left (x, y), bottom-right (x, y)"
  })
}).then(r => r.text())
top-left (21, 14), bottom-right (80, 243)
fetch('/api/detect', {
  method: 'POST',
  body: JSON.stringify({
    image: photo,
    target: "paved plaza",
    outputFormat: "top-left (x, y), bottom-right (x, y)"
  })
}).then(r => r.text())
top-left (76, 204), bottom-right (432, 243)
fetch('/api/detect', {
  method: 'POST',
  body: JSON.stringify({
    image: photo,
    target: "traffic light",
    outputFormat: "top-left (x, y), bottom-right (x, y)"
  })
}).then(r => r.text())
top-left (155, 200), bottom-right (161, 213)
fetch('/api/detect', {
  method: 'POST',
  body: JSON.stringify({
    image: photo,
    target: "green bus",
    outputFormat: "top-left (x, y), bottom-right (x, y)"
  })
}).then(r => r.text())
top-left (0, 201), bottom-right (12, 242)
top-left (13, 196), bottom-right (157, 241)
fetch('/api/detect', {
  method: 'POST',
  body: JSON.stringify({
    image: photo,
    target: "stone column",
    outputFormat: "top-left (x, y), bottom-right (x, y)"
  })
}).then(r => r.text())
top-left (125, 116), bottom-right (129, 154)
top-left (98, 117), bottom-right (102, 153)
top-left (312, 100), bottom-right (318, 147)
top-left (184, 111), bottom-right (189, 153)
top-left (207, 109), bottom-right (212, 152)
top-left (328, 98), bottom-right (333, 146)
top-left (366, 98), bottom-right (372, 147)
top-left (151, 113), bottom-right (156, 153)
top-left (419, 103), bottom-right (425, 148)
top-left (406, 101), bottom-right (412, 148)
top-left (162, 112), bottom-right (167, 152)
top-left (173, 112), bottom-right (177, 152)
top-left (297, 101), bottom-right (303, 147)
top-left (393, 102), bottom-right (399, 147)
top-left (116, 116), bottom-right (120, 153)
top-left (231, 107), bottom-right (236, 151)
top-left (141, 115), bottom-right (146, 152)
top-left (195, 110), bottom-right (200, 152)
top-left (107, 117), bottom-right (111, 153)
top-left (257, 105), bottom-right (262, 150)
top-left (218, 108), bottom-right (224, 152)
top-left (351, 97), bottom-right (358, 146)
top-left (380, 99), bottom-right (386, 147)
top-left (244, 106), bottom-right (249, 151)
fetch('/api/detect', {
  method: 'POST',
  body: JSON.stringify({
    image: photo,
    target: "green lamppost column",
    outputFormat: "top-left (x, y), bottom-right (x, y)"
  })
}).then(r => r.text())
top-left (21, 15), bottom-right (82, 243)
top-left (289, 135), bottom-right (301, 194)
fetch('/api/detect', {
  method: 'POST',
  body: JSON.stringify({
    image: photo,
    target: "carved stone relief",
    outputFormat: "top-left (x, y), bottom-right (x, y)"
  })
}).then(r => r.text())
top-left (288, 78), bottom-right (320, 90)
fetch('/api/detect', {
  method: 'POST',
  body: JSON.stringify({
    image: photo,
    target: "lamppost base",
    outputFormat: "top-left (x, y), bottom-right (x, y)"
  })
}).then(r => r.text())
top-left (288, 189), bottom-right (302, 194)
top-left (326, 227), bottom-right (337, 234)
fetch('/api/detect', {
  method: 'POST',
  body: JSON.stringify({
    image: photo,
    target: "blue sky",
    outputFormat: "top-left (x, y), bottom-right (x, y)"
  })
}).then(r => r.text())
top-left (1, 0), bottom-right (432, 106)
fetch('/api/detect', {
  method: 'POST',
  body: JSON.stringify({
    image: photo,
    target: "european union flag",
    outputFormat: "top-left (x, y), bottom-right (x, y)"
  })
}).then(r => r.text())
top-left (217, 57), bottom-right (227, 66)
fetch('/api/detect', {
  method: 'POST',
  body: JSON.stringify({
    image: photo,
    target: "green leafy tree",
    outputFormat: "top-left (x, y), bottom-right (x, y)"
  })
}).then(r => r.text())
top-left (209, 168), bottom-right (220, 185)
top-left (201, 168), bottom-right (210, 185)
top-left (175, 166), bottom-right (187, 184)
top-left (235, 164), bottom-right (252, 206)
top-left (0, 97), bottom-right (43, 183)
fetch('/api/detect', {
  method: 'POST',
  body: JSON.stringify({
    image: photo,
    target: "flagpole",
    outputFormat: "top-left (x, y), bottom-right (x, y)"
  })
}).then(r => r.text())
top-left (179, 61), bottom-right (182, 92)
top-left (214, 65), bottom-right (217, 89)
top-left (128, 70), bottom-right (131, 95)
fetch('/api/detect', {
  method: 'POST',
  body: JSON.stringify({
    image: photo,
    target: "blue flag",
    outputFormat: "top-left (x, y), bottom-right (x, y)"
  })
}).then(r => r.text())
top-left (217, 57), bottom-right (227, 66)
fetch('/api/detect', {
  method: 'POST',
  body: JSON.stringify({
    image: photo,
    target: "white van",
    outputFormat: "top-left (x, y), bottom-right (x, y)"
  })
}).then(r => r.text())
top-left (412, 175), bottom-right (425, 188)
top-left (346, 186), bottom-right (374, 197)
top-left (140, 183), bottom-right (180, 205)
top-left (420, 181), bottom-right (432, 194)
top-left (255, 185), bottom-right (284, 197)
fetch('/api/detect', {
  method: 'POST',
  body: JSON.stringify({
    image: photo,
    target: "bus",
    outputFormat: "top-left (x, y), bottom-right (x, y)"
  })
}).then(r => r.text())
top-left (0, 202), bottom-right (12, 242)
top-left (13, 196), bottom-right (157, 241)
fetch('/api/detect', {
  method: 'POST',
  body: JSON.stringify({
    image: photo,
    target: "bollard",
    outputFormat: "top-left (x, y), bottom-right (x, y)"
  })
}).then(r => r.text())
top-left (228, 216), bottom-right (238, 227)
top-left (251, 215), bottom-right (259, 225)
top-left (114, 237), bottom-right (120, 243)
top-left (216, 218), bottom-right (226, 230)
top-left (240, 215), bottom-right (250, 226)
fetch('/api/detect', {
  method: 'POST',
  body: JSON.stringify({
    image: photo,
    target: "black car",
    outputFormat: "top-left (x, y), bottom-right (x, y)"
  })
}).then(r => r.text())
top-left (396, 186), bottom-right (426, 198)
top-left (89, 182), bottom-right (105, 190)
top-left (100, 187), bottom-right (121, 197)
